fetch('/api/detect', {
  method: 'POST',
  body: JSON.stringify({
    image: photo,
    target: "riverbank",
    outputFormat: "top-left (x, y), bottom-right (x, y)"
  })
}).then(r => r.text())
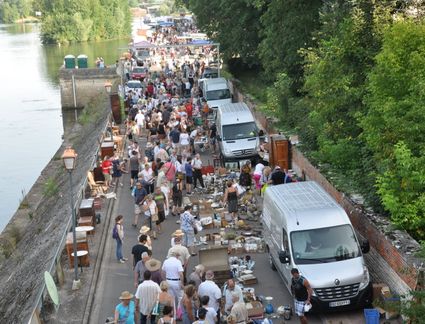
top-left (0, 95), bottom-right (111, 322)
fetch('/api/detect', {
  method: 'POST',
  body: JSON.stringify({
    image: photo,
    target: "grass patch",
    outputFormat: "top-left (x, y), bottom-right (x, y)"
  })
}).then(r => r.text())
top-left (18, 189), bottom-right (30, 210)
top-left (43, 177), bottom-right (59, 198)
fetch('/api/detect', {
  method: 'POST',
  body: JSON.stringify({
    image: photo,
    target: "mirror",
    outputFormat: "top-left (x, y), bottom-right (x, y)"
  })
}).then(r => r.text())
top-left (278, 250), bottom-right (290, 264)
top-left (361, 239), bottom-right (370, 254)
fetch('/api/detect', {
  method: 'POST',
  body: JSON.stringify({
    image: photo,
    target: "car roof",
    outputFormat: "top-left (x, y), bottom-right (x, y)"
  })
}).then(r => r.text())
top-left (218, 102), bottom-right (254, 124)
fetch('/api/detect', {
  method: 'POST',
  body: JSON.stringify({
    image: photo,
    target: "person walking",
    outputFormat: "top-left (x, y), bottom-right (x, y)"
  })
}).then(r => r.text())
top-left (229, 293), bottom-right (248, 324)
top-left (191, 154), bottom-right (204, 189)
top-left (185, 157), bottom-right (193, 195)
top-left (132, 234), bottom-right (150, 268)
top-left (180, 205), bottom-right (197, 256)
top-left (198, 271), bottom-right (222, 322)
top-left (142, 194), bottom-right (158, 238)
top-left (129, 150), bottom-right (140, 188)
top-left (153, 186), bottom-right (168, 235)
top-left (223, 181), bottom-right (238, 222)
top-left (188, 264), bottom-right (205, 289)
top-left (133, 181), bottom-right (147, 227)
top-left (290, 268), bottom-right (313, 324)
top-left (134, 251), bottom-right (151, 288)
top-left (113, 215), bottom-right (128, 263)
top-left (162, 250), bottom-right (184, 310)
top-left (145, 258), bottom-right (163, 285)
top-left (135, 270), bottom-right (162, 324)
top-left (114, 291), bottom-right (136, 324)
top-left (158, 281), bottom-right (175, 318)
top-left (181, 284), bottom-right (198, 324)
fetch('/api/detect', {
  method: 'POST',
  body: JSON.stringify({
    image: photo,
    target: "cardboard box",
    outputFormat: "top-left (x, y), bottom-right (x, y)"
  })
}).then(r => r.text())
top-left (246, 301), bottom-right (264, 318)
top-left (199, 246), bottom-right (231, 286)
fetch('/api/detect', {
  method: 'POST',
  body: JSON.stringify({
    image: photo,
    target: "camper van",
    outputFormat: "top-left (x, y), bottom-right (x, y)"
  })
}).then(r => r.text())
top-left (216, 102), bottom-right (259, 163)
top-left (263, 181), bottom-right (373, 312)
top-left (201, 77), bottom-right (232, 110)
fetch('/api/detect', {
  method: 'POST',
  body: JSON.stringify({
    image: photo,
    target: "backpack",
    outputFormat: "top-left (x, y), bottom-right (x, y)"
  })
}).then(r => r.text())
top-left (112, 224), bottom-right (119, 239)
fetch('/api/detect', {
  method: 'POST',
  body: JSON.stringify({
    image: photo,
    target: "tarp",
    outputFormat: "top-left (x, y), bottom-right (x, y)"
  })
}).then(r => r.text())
top-left (187, 40), bottom-right (214, 45)
top-left (158, 21), bottom-right (174, 27)
top-left (133, 40), bottom-right (155, 49)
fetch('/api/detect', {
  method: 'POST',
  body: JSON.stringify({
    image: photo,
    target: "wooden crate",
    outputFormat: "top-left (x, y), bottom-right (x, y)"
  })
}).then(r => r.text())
top-left (199, 246), bottom-right (231, 287)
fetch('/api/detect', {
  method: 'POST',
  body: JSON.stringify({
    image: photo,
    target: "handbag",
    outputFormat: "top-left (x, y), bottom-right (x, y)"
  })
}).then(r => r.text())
top-left (152, 300), bottom-right (160, 316)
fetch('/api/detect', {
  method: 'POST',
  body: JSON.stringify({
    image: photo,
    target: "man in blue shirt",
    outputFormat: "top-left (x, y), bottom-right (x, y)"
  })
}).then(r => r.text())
top-left (133, 181), bottom-right (147, 227)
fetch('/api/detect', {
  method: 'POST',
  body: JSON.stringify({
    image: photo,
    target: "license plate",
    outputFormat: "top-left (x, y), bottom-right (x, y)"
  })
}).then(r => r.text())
top-left (329, 300), bottom-right (351, 307)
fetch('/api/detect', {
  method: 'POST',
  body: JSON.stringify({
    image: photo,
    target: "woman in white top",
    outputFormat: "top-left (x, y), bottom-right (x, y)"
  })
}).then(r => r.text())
top-left (179, 130), bottom-right (190, 154)
top-left (253, 163), bottom-right (265, 193)
top-left (139, 163), bottom-right (155, 193)
top-left (142, 195), bottom-right (158, 237)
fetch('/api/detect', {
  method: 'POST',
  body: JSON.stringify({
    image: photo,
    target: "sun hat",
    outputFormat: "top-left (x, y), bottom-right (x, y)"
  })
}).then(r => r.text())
top-left (140, 226), bottom-right (150, 234)
top-left (172, 229), bottom-right (185, 237)
top-left (145, 258), bottom-right (162, 272)
top-left (119, 291), bottom-right (134, 300)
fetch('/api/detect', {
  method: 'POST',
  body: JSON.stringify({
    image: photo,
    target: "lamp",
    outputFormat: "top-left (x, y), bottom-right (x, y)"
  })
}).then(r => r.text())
top-left (61, 147), bottom-right (80, 290)
top-left (61, 147), bottom-right (77, 170)
top-left (104, 80), bottom-right (112, 94)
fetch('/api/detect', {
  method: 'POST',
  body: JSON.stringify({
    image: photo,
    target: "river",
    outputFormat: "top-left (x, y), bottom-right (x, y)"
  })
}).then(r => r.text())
top-left (0, 23), bottom-right (129, 231)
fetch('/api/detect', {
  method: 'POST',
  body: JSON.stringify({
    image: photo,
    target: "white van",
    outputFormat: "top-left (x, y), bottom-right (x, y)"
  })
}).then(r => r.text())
top-left (216, 102), bottom-right (259, 163)
top-left (201, 77), bottom-right (232, 110)
top-left (262, 181), bottom-right (373, 312)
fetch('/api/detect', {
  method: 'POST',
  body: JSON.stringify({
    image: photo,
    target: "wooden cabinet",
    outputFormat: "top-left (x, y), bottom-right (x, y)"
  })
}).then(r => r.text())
top-left (79, 198), bottom-right (95, 226)
top-left (66, 232), bottom-right (90, 267)
top-left (269, 135), bottom-right (290, 170)
top-left (100, 141), bottom-right (114, 159)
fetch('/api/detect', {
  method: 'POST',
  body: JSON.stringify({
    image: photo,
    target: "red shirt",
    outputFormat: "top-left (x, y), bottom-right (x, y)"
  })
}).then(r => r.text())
top-left (185, 103), bottom-right (193, 117)
top-left (101, 160), bottom-right (112, 174)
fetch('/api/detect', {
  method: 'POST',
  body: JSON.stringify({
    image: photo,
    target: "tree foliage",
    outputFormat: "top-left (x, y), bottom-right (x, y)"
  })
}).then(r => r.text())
top-left (35, 0), bottom-right (131, 44)
top-left (0, 0), bottom-right (33, 23)
top-left (185, 0), bottom-right (263, 65)
top-left (362, 20), bottom-right (425, 236)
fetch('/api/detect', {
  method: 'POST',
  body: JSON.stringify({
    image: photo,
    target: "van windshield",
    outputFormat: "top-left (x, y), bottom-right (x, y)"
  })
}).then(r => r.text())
top-left (223, 122), bottom-right (257, 140)
top-left (291, 225), bottom-right (361, 264)
top-left (206, 89), bottom-right (231, 101)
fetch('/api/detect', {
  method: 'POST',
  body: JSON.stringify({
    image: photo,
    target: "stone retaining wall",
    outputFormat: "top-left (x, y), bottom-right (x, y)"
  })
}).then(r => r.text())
top-left (59, 68), bottom-right (120, 109)
top-left (229, 79), bottom-right (420, 295)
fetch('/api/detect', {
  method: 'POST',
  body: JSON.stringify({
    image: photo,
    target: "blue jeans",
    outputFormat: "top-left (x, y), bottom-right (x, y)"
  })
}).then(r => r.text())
top-left (116, 238), bottom-right (123, 261)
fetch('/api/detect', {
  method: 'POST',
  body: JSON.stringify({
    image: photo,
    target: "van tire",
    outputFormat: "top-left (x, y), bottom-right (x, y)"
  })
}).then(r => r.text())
top-left (269, 253), bottom-right (277, 271)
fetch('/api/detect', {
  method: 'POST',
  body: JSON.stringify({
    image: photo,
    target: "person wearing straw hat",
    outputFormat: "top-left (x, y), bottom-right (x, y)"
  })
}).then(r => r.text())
top-left (170, 229), bottom-right (185, 247)
top-left (139, 225), bottom-right (153, 250)
top-left (145, 258), bottom-right (163, 285)
top-left (114, 291), bottom-right (136, 324)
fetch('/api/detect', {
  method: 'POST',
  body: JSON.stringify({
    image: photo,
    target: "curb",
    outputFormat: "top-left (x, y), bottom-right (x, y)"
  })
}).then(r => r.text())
top-left (81, 183), bottom-right (118, 324)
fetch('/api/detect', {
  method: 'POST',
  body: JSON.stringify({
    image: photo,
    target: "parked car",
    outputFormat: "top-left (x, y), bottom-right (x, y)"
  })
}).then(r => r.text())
top-left (130, 67), bottom-right (147, 80)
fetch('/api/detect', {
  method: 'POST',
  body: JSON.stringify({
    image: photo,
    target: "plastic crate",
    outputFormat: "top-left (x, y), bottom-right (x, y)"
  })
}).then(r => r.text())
top-left (364, 308), bottom-right (379, 324)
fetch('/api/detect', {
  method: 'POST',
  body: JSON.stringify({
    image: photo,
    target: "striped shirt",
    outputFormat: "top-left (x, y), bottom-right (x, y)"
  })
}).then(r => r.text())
top-left (135, 280), bottom-right (161, 315)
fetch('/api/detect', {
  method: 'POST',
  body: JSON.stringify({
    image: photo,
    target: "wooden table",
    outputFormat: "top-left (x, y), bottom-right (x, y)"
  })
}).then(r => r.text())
top-left (71, 250), bottom-right (89, 272)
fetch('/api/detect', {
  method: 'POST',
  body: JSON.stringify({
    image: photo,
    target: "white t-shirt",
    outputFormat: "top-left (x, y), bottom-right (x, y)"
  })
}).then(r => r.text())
top-left (135, 113), bottom-right (145, 126)
top-left (180, 133), bottom-right (190, 146)
top-left (198, 280), bottom-right (222, 311)
top-left (192, 158), bottom-right (202, 170)
top-left (140, 168), bottom-right (153, 183)
top-left (203, 306), bottom-right (217, 324)
top-left (162, 256), bottom-right (183, 279)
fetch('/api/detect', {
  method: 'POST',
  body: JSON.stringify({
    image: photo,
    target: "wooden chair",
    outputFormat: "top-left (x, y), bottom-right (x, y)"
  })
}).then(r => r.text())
top-left (87, 171), bottom-right (106, 197)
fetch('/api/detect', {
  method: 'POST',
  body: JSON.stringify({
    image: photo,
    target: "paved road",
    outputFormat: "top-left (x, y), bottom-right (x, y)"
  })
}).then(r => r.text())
top-left (89, 136), bottom-right (367, 324)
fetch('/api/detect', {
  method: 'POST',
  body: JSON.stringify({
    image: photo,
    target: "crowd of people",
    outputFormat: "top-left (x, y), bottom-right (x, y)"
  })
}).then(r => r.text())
top-left (106, 24), bottom-right (308, 324)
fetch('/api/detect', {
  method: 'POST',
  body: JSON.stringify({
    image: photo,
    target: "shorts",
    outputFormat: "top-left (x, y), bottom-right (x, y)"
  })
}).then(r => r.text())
top-left (210, 137), bottom-right (216, 145)
top-left (294, 299), bottom-right (306, 316)
top-left (156, 211), bottom-right (165, 225)
top-left (186, 176), bottom-right (193, 184)
top-left (173, 194), bottom-right (182, 207)
top-left (135, 204), bottom-right (142, 215)
top-left (131, 170), bottom-right (138, 180)
top-left (103, 173), bottom-right (112, 182)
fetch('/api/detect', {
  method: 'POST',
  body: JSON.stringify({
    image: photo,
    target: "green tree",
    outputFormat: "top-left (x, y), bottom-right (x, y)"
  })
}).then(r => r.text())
top-left (258, 0), bottom-right (322, 89)
top-left (186, 0), bottom-right (263, 65)
top-left (362, 20), bottom-right (425, 238)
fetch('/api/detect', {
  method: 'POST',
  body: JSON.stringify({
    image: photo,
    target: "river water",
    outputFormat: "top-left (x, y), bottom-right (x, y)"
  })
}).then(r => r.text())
top-left (0, 23), bottom-right (129, 231)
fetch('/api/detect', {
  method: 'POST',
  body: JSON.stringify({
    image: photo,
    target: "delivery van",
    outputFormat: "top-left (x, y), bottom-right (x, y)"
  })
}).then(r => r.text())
top-left (262, 181), bottom-right (373, 312)
top-left (216, 102), bottom-right (259, 164)
top-left (201, 77), bottom-right (232, 110)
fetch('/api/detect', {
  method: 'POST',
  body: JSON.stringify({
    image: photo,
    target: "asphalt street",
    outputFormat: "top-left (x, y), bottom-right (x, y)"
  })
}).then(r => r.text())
top-left (89, 135), bottom-right (366, 324)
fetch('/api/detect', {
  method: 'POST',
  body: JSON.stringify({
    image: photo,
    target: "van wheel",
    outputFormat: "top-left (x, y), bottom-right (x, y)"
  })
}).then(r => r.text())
top-left (269, 253), bottom-right (277, 271)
